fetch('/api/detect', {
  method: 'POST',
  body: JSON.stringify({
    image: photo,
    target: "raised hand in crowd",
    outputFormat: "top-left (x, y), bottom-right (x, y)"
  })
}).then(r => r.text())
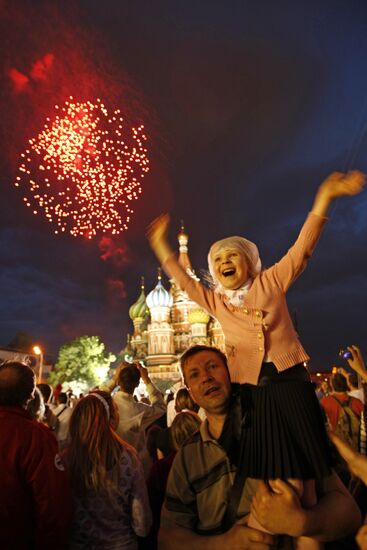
top-left (330, 432), bottom-right (367, 549)
top-left (329, 432), bottom-right (367, 486)
top-left (136, 361), bottom-right (152, 386)
top-left (346, 346), bottom-right (367, 382)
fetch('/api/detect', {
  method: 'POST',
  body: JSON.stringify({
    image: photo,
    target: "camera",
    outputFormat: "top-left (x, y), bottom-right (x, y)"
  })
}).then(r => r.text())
top-left (338, 349), bottom-right (352, 360)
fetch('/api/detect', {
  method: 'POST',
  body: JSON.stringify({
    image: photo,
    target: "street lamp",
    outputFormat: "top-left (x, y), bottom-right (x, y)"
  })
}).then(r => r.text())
top-left (33, 345), bottom-right (44, 383)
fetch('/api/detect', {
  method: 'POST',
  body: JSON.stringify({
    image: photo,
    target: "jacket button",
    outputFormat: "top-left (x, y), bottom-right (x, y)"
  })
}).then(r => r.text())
top-left (255, 310), bottom-right (262, 317)
top-left (257, 333), bottom-right (262, 339)
top-left (258, 347), bottom-right (263, 352)
top-left (244, 308), bottom-right (249, 314)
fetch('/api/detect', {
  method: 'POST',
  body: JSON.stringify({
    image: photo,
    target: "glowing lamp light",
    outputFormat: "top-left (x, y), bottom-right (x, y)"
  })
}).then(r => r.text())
top-left (15, 97), bottom-right (150, 238)
top-left (33, 345), bottom-right (44, 383)
top-left (33, 345), bottom-right (42, 355)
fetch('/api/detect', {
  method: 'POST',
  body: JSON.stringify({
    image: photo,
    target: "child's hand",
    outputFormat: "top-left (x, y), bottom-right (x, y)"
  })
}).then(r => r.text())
top-left (146, 214), bottom-right (173, 264)
top-left (320, 170), bottom-right (365, 200)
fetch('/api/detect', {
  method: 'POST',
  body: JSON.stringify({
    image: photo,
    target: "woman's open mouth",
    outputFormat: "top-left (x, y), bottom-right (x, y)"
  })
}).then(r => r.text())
top-left (222, 268), bottom-right (236, 277)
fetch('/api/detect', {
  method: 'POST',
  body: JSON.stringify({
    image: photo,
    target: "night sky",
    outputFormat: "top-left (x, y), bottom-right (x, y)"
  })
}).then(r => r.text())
top-left (1, 0), bottom-right (366, 371)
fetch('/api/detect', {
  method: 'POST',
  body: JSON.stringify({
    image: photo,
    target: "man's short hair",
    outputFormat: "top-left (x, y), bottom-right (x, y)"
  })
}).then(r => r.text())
top-left (180, 345), bottom-right (228, 385)
top-left (331, 372), bottom-right (349, 393)
top-left (37, 383), bottom-right (53, 404)
top-left (0, 362), bottom-right (35, 407)
top-left (58, 392), bottom-right (68, 405)
top-left (118, 364), bottom-right (141, 394)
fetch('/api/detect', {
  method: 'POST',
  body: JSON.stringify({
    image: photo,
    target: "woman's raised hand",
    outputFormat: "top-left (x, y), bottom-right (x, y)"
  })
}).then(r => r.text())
top-left (321, 170), bottom-right (365, 199)
top-left (146, 213), bottom-right (173, 264)
top-left (312, 170), bottom-right (365, 216)
top-left (147, 213), bottom-right (170, 245)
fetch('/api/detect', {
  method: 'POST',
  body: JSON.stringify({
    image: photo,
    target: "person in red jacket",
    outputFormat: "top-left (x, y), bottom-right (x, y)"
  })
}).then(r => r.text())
top-left (0, 361), bottom-right (73, 550)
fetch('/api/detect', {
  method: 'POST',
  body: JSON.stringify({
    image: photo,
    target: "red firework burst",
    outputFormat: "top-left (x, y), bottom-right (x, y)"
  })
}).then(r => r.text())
top-left (14, 97), bottom-right (149, 238)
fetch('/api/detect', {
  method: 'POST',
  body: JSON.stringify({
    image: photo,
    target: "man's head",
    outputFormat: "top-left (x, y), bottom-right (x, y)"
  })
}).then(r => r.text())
top-left (0, 362), bottom-right (35, 407)
top-left (37, 383), bottom-right (53, 404)
top-left (118, 364), bottom-right (141, 394)
top-left (58, 392), bottom-right (68, 405)
top-left (180, 345), bottom-right (231, 415)
top-left (174, 387), bottom-right (198, 413)
top-left (331, 372), bottom-right (349, 393)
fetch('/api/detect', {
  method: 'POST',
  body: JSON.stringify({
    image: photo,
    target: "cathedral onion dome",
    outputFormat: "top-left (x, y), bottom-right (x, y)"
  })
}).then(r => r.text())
top-left (188, 308), bottom-right (210, 324)
top-left (146, 269), bottom-right (173, 309)
top-left (129, 277), bottom-right (150, 320)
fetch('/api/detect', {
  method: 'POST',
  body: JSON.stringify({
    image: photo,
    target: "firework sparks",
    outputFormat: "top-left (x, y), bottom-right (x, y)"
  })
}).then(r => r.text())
top-left (15, 97), bottom-right (149, 238)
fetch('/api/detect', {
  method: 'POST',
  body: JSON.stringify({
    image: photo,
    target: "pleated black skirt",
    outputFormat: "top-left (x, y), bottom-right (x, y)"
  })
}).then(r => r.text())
top-left (220, 363), bottom-right (332, 480)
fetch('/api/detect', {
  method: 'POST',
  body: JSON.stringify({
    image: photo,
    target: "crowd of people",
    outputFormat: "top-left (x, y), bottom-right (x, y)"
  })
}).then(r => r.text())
top-left (1, 345), bottom-right (367, 549)
top-left (1, 170), bottom-right (367, 549)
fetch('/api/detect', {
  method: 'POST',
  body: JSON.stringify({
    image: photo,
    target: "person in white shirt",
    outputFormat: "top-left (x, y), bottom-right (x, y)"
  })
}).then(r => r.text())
top-left (113, 362), bottom-right (166, 477)
top-left (53, 392), bottom-right (73, 449)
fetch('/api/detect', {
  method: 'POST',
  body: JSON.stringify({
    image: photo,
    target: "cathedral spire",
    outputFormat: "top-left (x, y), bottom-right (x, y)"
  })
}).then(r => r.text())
top-left (178, 220), bottom-right (193, 272)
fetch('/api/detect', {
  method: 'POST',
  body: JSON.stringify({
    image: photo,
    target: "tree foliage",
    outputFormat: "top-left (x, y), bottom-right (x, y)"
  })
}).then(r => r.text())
top-left (50, 335), bottom-right (116, 388)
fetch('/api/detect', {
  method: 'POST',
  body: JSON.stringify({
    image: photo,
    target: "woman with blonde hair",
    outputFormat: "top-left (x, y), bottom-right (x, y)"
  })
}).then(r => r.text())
top-left (174, 387), bottom-right (199, 415)
top-left (170, 409), bottom-right (201, 450)
top-left (66, 390), bottom-right (151, 550)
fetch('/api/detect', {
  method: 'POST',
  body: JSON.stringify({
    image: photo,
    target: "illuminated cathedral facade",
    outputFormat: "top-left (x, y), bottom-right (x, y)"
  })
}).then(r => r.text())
top-left (123, 226), bottom-right (225, 380)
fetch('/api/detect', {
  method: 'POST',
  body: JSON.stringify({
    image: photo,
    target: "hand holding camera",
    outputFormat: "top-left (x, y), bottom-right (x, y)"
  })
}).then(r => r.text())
top-left (339, 345), bottom-right (367, 382)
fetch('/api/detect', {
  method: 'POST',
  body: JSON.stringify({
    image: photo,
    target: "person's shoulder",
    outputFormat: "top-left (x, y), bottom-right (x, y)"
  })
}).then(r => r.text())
top-left (320, 394), bottom-right (333, 404)
top-left (184, 430), bottom-right (202, 444)
top-left (112, 390), bottom-right (124, 400)
top-left (113, 391), bottom-right (132, 407)
top-left (119, 438), bottom-right (140, 463)
top-left (177, 430), bottom-right (203, 458)
top-left (118, 440), bottom-right (146, 474)
top-left (31, 418), bottom-right (58, 440)
top-left (1, 408), bottom-right (42, 437)
top-left (351, 396), bottom-right (364, 410)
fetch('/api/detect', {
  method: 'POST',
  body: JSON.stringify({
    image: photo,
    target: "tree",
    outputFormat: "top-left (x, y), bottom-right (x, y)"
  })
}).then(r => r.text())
top-left (50, 335), bottom-right (116, 389)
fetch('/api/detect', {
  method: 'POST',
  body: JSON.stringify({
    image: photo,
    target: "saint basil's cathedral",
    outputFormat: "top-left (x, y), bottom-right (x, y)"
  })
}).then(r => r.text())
top-left (121, 225), bottom-right (225, 381)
